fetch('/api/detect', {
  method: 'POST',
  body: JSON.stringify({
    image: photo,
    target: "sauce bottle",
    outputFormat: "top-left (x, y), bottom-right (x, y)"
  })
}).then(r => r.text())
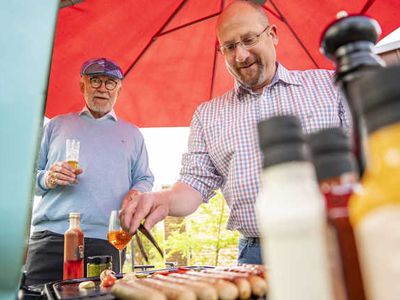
top-left (309, 127), bottom-right (366, 300)
top-left (63, 212), bottom-right (84, 280)
top-left (349, 65), bottom-right (400, 300)
top-left (257, 115), bottom-right (333, 300)
top-left (320, 14), bottom-right (384, 176)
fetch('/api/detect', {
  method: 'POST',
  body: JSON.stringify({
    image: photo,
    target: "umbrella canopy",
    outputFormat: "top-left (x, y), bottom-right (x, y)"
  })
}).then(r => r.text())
top-left (47, 0), bottom-right (399, 127)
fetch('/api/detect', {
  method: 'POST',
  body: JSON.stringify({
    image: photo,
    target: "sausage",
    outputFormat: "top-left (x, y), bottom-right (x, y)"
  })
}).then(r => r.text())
top-left (216, 265), bottom-right (268, 279)
top-left (137, 278), bottom-right (196, 300)
top-left (215, 266), bottom-right (263, 277)
top-left (247, 275), bottom-right (268, 298)
top-left (169, 273), bottom-right (239, 300)
top-left (111, 280), bottom-right (166, 300)
top-left (151, 274), bottom-right (218, 300)
top-left (203, 269), bottom-right (268, 297)
top-left (186, 271), bottom-right (251, 300)
top-left (240, 264), bottom-right (268, 278)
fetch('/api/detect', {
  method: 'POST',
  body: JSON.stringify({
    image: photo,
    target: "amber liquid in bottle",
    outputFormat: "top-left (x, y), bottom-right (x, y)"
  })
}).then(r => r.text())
top-left (309, 127), bottom-right (366, 300)
top-left (63, 213), bottom-right (84, 280)
top-left (350, 124), bottom-right (400, 300)
top-left (321, 176), bottom-right (366, 300)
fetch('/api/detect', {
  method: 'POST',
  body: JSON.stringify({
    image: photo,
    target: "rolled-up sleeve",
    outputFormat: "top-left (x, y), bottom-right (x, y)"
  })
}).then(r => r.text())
top-left (179, 108), bottom-right (224, 202)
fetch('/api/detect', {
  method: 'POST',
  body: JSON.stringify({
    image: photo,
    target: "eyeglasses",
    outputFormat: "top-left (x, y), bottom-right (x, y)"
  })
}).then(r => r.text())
top-left (218, 25), bottom-right (270, 56)
top-left (89, 77), bottom-right (119, 90)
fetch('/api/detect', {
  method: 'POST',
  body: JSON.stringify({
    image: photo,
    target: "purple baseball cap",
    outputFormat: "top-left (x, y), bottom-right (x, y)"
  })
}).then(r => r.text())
top-left (80, 58), bottom-right (124, 80)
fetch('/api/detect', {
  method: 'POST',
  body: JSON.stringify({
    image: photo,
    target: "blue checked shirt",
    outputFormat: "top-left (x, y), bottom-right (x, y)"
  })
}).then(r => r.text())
top-left (179, 63), bottom-right (350, 237)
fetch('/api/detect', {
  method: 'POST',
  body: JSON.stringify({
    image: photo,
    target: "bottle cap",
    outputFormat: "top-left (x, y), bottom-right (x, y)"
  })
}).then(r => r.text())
top-left (87, 256), bottom-right (112, 264)
top-left (257, 115), bottom-right (310, 168)
top-left (69, 212), bottom-right (80, 219)
top-left (358, 65), bottom-right (400, 133)
top-left (308, 127), bottom-right (357, 180)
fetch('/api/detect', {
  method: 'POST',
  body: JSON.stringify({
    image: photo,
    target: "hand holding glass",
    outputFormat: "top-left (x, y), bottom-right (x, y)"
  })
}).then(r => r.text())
top-left (66, 139), bottom-right (80, 172)
top-left (107, 210), bottom-right (132, 274)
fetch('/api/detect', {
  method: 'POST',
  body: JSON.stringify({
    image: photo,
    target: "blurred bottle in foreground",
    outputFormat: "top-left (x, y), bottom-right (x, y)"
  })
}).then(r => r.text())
top-left (63, 212), bottom-right (84, 280)
top-left (320, 14), bottom-right (385, 176)
top-left (349, 65), bottom-right (400, 300)
top-left (257, 115), bottom-right (333, 300)
top-left (308, 127), bottom-right (366, 300)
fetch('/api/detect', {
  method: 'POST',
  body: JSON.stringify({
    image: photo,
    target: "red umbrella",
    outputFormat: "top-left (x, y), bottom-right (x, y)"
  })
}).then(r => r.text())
top-left (47, 0), bottom-right (399, 127)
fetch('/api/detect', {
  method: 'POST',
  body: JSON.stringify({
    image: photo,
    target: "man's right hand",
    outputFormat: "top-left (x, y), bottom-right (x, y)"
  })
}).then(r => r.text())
top-left (119, 182), bottom-right (203, 235)
top-left (120, 191), bottom-right (170, 235)
top-left (45, 161), bottom-right (83, 189)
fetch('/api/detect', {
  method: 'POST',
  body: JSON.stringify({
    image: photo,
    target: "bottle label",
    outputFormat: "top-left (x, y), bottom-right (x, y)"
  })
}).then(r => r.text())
top-left (77, 245), bottom-right (84, 260)
top-left (355, 206), bottom-right (400, 300)
top-left (323, 184), bottom-right (353, 210)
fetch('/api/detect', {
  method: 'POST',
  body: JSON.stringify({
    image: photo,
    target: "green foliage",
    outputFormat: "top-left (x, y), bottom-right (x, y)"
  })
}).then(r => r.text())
top-left (164, 190), bottom-right (239, 266)
top-left (124, 224), bottom-right (166, 272)
top-left (124, 190), bottom-right (239, 271)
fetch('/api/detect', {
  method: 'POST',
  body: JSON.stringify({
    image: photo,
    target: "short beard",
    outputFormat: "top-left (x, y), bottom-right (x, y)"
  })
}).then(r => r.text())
top-left (232, 61), bottom-right (265, 88)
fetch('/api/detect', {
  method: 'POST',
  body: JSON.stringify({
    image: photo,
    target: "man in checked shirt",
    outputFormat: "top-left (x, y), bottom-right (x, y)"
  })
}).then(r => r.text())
top-left (121, 0), bottom-right (350, 264)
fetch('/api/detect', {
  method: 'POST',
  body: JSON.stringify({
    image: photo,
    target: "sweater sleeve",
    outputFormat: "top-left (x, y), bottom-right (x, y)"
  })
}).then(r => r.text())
top-left (35, 122), bottom-right (51, 196)
top-left (130, 131), bottom-right (154, 192)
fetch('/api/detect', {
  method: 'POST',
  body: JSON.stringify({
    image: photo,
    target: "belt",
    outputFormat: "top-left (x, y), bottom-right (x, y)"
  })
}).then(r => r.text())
top-left (241, 236), bottom-right (260, 246)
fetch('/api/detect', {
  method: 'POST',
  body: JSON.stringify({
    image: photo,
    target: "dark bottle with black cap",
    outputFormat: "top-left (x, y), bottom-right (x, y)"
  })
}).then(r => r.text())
top-left (349, 65), bottom-right (400, 300)
top-left (320, 14), bottom-right (385, 176)
top-left (309, 127), bottom-right (366, 300)
top-left (257, 115), bottom-right (333, 300)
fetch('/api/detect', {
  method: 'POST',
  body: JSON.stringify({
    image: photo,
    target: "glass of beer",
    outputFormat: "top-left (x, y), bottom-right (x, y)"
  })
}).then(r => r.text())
top-left (107, 210), bottom-right (132, 274)
top-left (66, 139), bottom-right (80, 172)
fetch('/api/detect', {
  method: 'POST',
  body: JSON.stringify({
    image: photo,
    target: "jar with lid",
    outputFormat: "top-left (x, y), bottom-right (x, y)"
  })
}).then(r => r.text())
top-left (87, 256), bottom-right (113, 277)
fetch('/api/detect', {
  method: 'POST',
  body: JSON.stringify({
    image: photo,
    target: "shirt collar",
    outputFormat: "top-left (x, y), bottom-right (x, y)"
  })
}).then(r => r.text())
top-left (234, 62), bottom-right (302, 99)
top-left (79, 106), bottom-right (118, 121)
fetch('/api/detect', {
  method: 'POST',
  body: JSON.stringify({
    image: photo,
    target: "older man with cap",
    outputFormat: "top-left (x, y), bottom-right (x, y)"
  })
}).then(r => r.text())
top-left (24, 58), bottom-right (154, 285)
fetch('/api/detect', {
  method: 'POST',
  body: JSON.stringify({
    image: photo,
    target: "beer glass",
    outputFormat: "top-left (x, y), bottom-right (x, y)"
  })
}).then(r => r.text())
top-left (66, 139), bottom-right (80, 172)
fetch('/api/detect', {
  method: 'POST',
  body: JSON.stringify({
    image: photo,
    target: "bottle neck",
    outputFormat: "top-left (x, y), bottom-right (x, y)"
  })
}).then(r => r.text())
top-left (263, 160), bottom-right (316, 183)
top-left (319, 171), bottom-right (358, 192)
top-left (69, 217), bottom-right (80, 229)
top-left (366, 123), bottom-right (400, 176)
top-left (319, 171), bottom-right (358, 210)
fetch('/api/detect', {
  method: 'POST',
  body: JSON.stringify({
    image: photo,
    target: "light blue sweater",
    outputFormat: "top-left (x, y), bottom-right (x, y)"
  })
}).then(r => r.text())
top-left (33, 111), bottom-right (154, 239)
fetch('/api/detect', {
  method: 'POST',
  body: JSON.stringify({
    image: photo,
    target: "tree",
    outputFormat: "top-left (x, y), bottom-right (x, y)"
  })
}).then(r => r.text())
top-left (125, 190), bottom-right (239, 270)
top-left (164, 190), bottom-right (239, 266)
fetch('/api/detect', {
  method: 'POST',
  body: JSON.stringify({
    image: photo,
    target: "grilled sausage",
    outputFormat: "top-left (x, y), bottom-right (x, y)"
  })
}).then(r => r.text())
top-left (111, 280), bottom-right (166, 300)
top-left (240, 264), bottom-right (268, 278)
top-left (137, 278), bottom-right (196, 300)
top-left (248, 275), bottom-right (268, 298)
top-left (203, 269), bottom-right (268, 297)
top-left (186, 271), bottom-right (251, 300)
top-left (216, 265), bottom-right (268, 280)
top-left (152, 274), bottom-right (218, 300)
top-left (169, 273), bottom-right (239, 300)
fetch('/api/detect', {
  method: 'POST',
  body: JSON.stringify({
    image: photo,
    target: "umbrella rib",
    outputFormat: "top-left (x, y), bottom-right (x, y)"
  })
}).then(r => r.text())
top-left (124, 0), bottom-right (189, 77)
top-left (360, 0), bottom-right (376, 14)
top-left (267, 0), bottom-right (320, 68)
top-left (261, 5), bottom-right (283, 21)
top-left (210, 0), bottom-right (225, 99)
top-left (59, 0), bottom-right (84, 9)
top-left (156, 12), bottom-right (220, 38)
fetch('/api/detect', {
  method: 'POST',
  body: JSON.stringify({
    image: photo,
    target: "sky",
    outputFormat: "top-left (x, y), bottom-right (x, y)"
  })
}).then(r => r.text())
top-left (140, 127), bottom-right (190, 189)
